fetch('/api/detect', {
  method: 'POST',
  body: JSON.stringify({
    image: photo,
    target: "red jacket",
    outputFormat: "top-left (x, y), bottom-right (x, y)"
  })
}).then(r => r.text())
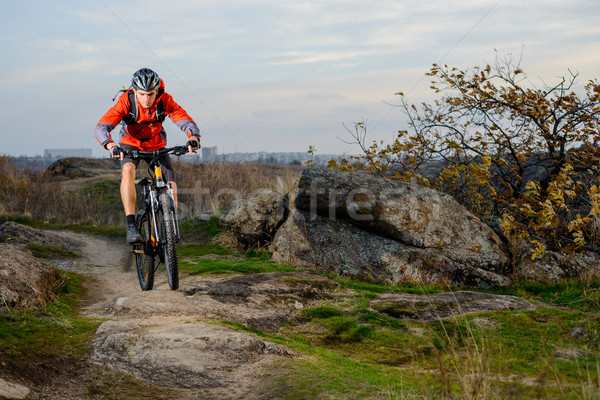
top-left (95, 79), bottom-right (200, 151)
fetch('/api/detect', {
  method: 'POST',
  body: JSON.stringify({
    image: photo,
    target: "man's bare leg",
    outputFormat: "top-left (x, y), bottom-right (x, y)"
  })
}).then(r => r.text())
top-left (121, 162), bottom-right (137, 215)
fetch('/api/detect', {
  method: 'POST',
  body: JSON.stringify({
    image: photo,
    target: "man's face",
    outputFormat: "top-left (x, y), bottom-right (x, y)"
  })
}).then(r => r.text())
top-left (134, 88), bottom-right (158, 109)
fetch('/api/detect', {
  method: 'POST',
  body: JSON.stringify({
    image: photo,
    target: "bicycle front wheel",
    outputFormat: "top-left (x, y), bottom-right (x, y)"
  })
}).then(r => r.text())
top-left (158, 193), bottom-right (179, 290)
top-left (135, 211), bottom-right (155, 291)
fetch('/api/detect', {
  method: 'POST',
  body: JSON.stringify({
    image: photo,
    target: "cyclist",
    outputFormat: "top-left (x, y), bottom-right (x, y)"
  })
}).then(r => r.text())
top-left (95, 68), bottom-right (200, 243)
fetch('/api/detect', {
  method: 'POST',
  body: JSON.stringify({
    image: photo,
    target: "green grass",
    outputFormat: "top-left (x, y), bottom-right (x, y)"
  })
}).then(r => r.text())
top-left (0, 271), bottom-right (100, 361)
top-left (178, 242), bottom-right (302, 276)
top-left (218, 320), bottom-right (429, 399)
top-left (26, 242), bottom-right (81, 259)
top-left (178, 243), bottom-right (231, 257)
top-left (214, 268), bottom-right (600, 399)
top-left (180, 215), bottom-right (221, 237)
top-left (221, 301), bottom-right (600, 399)
top-left (497, 278), bottom-right (600, 313)
top-left (81, 180), bottom-right (120, 203)
top-left (330, 274), bottom-right (449, 297)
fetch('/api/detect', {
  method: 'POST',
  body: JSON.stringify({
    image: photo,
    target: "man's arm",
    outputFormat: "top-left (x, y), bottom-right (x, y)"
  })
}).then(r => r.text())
top-left (95, 123), bottom-right (116, 149)
top-left (94, 92), bottom-right (129, 149)
top-left (162, 93), bottom-right (201, 148)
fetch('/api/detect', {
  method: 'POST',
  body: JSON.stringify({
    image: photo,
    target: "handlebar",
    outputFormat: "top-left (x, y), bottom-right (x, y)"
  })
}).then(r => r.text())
top-left (122, 146), bottom-right (192, 159)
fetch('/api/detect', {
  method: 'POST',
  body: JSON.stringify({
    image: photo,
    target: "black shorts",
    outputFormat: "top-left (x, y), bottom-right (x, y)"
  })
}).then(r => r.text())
top-left (120, 144), bottom-right (176, 182)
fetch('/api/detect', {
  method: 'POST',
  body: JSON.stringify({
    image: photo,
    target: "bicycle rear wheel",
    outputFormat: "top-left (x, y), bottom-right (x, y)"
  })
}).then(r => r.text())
top-left (135, 211), bottom-right (155, 291)
top-left (158, 193), bottom-right (178, 290)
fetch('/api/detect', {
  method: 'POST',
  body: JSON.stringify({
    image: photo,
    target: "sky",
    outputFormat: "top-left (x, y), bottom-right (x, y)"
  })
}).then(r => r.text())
top-left (0, 0), bottom-right (599, 157)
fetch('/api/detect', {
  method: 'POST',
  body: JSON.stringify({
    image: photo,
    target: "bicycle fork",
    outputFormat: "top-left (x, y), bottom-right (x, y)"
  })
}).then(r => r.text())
top-left (149, 189), bottom-right (160, 248)
top-left (167, 183), bottom-right (181, 241)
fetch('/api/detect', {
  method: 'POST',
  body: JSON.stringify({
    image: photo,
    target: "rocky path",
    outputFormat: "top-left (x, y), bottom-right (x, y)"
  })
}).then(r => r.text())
top-left (27, 230), bottom-right (336, 399)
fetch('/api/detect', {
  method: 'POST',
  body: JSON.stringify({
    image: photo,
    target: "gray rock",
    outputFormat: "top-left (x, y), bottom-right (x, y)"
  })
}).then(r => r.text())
top-left (569, 327), bottom-right (588, 340)
top-left (92, 320), bottom-right (293, 389)
top-left (295, 167), bottom-right (510, 273)
top-left (0, 243), bottom-right (62, 311)
top-left (515, 244), bottom-right (600, 282)
top-left (97, 272), bottom-right (338, 333)
top-left (219, 189), bottom-right (288, 249)
top-left (370, 291), bottom-right (537, 321)
top-left (196, 209), bottom-right (220, 222)
top-left (0, 221), bottom-right (82, 251)
top-left (0, 378), bottom-right (30, 400)
top-left (185, 272), bottom-right (340, 333)
top-left (553, 348), bottom-right (585, 360)
top-left (271, 210), bottom-right (512, 289)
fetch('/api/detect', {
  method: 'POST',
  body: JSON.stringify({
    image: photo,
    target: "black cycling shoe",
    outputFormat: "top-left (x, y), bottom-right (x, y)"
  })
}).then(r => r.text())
top-left (126, 224), bottom-right (142, 244)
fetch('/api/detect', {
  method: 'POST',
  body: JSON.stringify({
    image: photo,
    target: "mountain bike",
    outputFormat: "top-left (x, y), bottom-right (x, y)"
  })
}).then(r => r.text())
top-left (125, 146), bottom-right (188, 291)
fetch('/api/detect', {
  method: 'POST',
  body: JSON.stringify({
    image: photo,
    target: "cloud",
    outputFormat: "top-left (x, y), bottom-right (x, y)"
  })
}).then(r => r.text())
top-left (261, 50), bottom-right (366, 65)
top-left (0, 59), bottom-right (131, 87)
top-left (34, 38), bottom-right (97, 54)
top-left (1, 0), bottom-right (599, 157)
top-left (252, 109), bottom-right (298, 119)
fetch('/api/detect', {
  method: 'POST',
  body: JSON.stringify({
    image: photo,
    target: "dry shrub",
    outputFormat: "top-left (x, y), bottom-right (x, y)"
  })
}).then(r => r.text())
top-left (0, 156), bottom-right (303, 225)
top-left (173, 161), bottom-right (302, 219)
top-left (0, 156), bottom-right (62, 221)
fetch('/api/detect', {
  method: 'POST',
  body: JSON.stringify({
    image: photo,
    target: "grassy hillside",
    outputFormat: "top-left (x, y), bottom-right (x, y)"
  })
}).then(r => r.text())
top-left (1, 216), bottom-right (599, 398)
top-left (0, 156), bottom-right (598, 399)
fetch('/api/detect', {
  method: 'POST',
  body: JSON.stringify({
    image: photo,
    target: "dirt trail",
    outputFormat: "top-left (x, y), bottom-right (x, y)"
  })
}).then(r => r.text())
top-left (27, 229), bottom-right (334, 400)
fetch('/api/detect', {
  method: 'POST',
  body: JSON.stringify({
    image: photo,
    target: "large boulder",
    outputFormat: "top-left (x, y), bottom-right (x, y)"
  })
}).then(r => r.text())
top-left (219, 189), bottom-right (288, 249)
top-left (271, 210), bottom-right (512, 289)
top-left (218, 168), bottom-right (514, 288)
top-left (295, 167), bottom-right (510, 274)
top-left (0, 244), bottom-right (62, 311)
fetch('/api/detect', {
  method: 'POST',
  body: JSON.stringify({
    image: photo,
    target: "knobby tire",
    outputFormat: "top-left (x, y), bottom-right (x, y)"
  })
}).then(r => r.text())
top-left (135, 210), bottom-right (155, 291)
top-left (158, 193), bottom-right (179, 290)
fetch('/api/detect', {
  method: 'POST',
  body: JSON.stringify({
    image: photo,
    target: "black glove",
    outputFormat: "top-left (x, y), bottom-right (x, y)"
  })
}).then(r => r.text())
top-left (187, 139), bottom-right (200, 150)
top-left (109, 146), bottom-right (123, 158)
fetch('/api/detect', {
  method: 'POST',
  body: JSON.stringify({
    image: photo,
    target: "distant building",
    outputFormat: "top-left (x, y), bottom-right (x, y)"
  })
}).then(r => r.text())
top-left (44, 148), bottom-right (93, 159)
top-left (202, 146), bottom-right (218, 158)
top-left (203, 151), bottom-right (342, 165)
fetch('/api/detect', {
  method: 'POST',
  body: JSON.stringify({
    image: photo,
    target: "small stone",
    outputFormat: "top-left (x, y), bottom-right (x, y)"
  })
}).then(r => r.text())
top-left (569, 327), bottom-right (588, 340)
top-left (553, 348), bottom-right (584, 360)
top-left (0, 378), bottom-right (30, 400)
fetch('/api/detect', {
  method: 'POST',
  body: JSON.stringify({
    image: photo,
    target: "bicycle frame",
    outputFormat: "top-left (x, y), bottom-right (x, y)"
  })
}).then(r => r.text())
top-left (138, 163), bottom-right (180, 252)
top-left (127, 146), bottom-right (189, 290)
top-left (131, 146), bottom-right (186, 245)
